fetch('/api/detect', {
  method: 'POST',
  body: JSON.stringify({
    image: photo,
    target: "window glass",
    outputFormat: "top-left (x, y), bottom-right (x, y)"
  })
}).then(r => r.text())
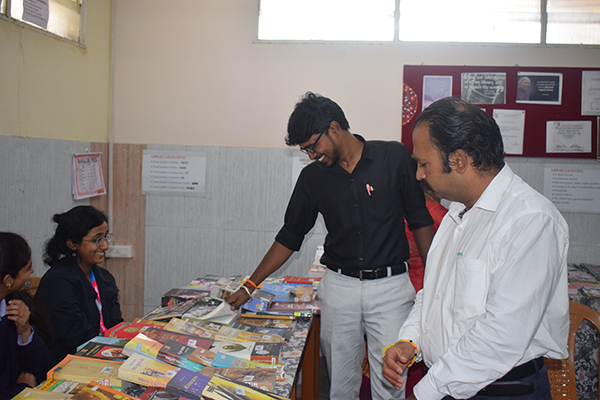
top-left (257, 0), bottom-right (395, 41)
top-left (399, 0), bottom-right (540, 43)
top-left (547, 0), bottom-right (600, 44)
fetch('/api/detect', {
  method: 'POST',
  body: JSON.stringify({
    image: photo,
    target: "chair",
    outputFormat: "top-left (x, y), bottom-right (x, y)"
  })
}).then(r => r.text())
top-left (545, 300), bottom-right (600, 399)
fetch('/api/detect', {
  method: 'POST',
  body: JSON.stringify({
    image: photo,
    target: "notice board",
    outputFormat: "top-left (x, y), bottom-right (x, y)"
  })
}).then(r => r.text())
top-left (402, 65), bottom-right (600, 159)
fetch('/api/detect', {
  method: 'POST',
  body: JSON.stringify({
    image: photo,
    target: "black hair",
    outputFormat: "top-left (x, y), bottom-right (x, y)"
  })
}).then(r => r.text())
top-left (0, 232), bottom-right (54, 348)
top-left (415, 97), bottom-right (505, 173)
top-left (43, 206), bottom-right (108, 266)
top-left (285, 92), bottom-right (350, 146)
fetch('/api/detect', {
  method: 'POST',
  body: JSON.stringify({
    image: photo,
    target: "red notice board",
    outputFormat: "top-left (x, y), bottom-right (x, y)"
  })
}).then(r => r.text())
top-left (402, 65), bottom-right (599, 159)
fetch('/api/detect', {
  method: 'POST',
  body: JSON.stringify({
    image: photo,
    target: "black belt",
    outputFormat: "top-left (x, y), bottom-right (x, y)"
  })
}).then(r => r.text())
top-left (327, 262), bottom-right (407, 280)
top-left (476, 357), bottom-right (544, 397)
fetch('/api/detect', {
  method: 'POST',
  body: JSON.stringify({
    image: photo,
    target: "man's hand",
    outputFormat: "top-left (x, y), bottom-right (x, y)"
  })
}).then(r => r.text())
top-left (16, 372), bottom-right (37, 388)
top-left (383, 341), bottom-right (416, 390)
top-left (6, 299), bottom-right (32, 342)
top-left (225, 288), bottom-right (250, 311)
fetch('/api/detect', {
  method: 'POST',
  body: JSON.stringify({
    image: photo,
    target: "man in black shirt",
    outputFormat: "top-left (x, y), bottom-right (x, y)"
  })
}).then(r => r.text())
top-left (227, 92), bottom-right (434, 400)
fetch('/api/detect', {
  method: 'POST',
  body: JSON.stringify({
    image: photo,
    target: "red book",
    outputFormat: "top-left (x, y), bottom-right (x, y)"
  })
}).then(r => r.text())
top-left (104, 322), bottom-right (164, 339)
top-left (283, 276), bottom-right (321, 284)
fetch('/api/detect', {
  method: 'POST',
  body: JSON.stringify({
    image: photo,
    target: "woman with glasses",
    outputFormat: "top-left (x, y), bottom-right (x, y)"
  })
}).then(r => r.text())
top-left (1, 232), bottom-right (51, 399)
top-left (36, 206), bottom-right (123, 365)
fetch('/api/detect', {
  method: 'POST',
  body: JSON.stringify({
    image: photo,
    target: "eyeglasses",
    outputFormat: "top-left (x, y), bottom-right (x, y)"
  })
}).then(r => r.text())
top-left (299, 131), bottom-right (325, 155)
top-left (84, 233), bottom-right (114, 247)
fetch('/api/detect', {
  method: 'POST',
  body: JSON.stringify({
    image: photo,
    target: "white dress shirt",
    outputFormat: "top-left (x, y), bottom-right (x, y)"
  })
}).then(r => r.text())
top-left (398, 165), bottom-right (569, 400)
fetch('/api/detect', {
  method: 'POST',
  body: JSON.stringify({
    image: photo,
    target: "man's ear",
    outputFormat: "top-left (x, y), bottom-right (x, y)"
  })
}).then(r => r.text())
top-left (328, 121), bottom-right (341, 136)
top-left (449, 149), bottom-right (469, 174)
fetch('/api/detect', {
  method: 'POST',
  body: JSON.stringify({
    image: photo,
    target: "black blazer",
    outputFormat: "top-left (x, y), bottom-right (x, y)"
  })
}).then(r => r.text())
top-left (35, 257), bottom-right (123, 365)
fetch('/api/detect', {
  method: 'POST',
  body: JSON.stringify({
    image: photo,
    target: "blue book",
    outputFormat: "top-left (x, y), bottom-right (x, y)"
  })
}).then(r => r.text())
top-left (164, 368), bottom-right (211, 400)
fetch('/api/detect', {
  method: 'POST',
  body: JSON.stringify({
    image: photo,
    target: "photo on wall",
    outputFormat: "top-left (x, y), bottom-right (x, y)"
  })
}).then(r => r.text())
top-left (516, 72), bottom-right (563, 105)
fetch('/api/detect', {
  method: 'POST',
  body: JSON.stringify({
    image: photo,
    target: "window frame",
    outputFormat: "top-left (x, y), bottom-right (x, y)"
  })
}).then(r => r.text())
top-left (0, 0), bottom-right (86, 48)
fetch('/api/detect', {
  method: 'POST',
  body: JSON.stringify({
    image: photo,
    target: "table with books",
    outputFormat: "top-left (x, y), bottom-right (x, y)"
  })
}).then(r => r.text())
top-left (17, 275), bottom-right (322, 400)
top-left (567, 262), bottom-right (600, 400)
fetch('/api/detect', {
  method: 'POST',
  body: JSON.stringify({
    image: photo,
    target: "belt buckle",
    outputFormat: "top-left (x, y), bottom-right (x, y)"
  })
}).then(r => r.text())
top-left (359, 270), bottom-right (365, 280)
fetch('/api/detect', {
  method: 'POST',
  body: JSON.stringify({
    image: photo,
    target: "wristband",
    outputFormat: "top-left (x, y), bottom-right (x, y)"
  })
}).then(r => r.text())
top-left (245, 278), bottom-right (258, 290)
top-left (381, 339), bottom-right (418, 367)
top-left (240, 285), bottom-right (252, 298)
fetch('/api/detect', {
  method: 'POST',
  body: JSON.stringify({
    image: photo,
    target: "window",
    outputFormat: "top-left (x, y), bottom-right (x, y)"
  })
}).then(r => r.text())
top-left (0, 0), bottom-right (85, 45)
top-left (257, 0), bottom-right (600, 45)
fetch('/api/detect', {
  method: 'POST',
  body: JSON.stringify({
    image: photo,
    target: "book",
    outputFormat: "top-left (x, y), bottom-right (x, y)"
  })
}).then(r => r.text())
top-left (131, 318), bottom-right (167, 327)
top-left (161, 287), bottom-right (209, 307)
top-left (164, 368), bottom-right (211, 400)
top-left (210, 278), bottom-right (243, 300)
top-left (250, 343), bottom-right (282, 364)
top-left (241, 289), bottom-right (276, 313)
top-left (123, 333), bottom-right (164, 358)
top-left (37, 378), bottom-right (86, 394)
top-left (163, 318), bottom-right (216, 340)
top-left (183, 279), bottom-right (218, 292)
top-left (77, 336), bottom-right (131, 352)
top-left (198, 367), bottom-right (277, 392)
top-left (307, 246), bottom-right (326, 278)
top-left (201, 374), bottom-right (288, 399)
top-left (47, 355), bottom-right (123, 387)
top-left (118, 353), bottom-right (180, 388)
top-left (235, 317), bottom-right (296, 329)
top-left (156, 339), bottom-right (204, 372)
top-left (210, 342), bottom-right (255, 360)
top-left (259, 283), bottom-right (315, 302)
top-left (283, 276), bottom-right (321, 284)
top-left (12, 388), bottom-right (72, 399)
top-left (182, 298), bottom-right (224, 319)
top-left (230, 322), bottom-right (288, 343)
top-left (70, 382), bottom-right (137, 400)
top-left (268, 300), bottom-right (320, 313)
top-left (210, 353), bottom-right (285, 379)
top-left (193, 299), bottom-right (240, 325)
top-left (143, 299), bottom-right (198, 321)
top-left (180, 317), bottom-right (222, 336)
top-left (188, 347), bottom-right (219, 366)
top-left (215, 326), bottom-right (262, 343)
top-left (143, 327), bottom-right (213, 350)
top-left (75, 341), bottom-right (129, 361)
top-left (104, 321), bottom-right (164, 339)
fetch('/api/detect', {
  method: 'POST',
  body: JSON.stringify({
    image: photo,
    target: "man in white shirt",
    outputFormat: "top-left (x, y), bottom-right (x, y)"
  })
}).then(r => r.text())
top-left (383, 97), bottom-right (569, 400)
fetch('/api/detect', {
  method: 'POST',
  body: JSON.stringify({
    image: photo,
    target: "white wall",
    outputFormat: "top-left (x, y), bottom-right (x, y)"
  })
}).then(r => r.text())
top-left (112, 0), bottom-right (600, 147)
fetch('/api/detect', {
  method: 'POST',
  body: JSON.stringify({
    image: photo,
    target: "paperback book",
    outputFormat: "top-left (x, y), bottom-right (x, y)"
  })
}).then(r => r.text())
top-left (143, 299), bottom-right (198, 321)
top-left (215, 326), bottom-right (263, 343)
top-left (143, 326), bottom-right (213, 350)
top-left (70, 382), bottom-right (137, 400)
top-left (164, 368), bottom-right (211, 400)
top-left (104, 321), bottom-right (165, 339)
top-left (75, 340), bottom-right (129, 361)
top-left (118, 353), bottom-right (180, 388)
top-left (181, 298), bottom-right (223, 319)
top-left (201, 374), bottom-right (288, 400)
top-left (163, 318), bottom-right (216, 340)
top-left (209, 353), bottom-right (285, 380)
top-left (260, 283), bottom-right (315, 302)
top-left (210, 278), bottom-right (243, 300)
top-left (12, 388), bottom-right (72, 400)
top-left (156, 339), bottom-right (204, 372)
top-left (210, 342), bottom-right (255, 360)
top-left (241, 289), bottom-right (276, 313)
top-left (198, 367), bottom-right (277, 392)
top-left (161, 287), bottom-right (209, 307)
top-left (37, 378), bottom-right (86, 395)
top-left (251, 343), bottom-right (283, 364)
top-left (47, 355), bottom-right (123, 387)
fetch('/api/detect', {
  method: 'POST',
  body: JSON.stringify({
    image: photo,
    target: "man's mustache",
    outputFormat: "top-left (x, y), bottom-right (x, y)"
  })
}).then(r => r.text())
top-left (419, 179), bottom-right (433, 192)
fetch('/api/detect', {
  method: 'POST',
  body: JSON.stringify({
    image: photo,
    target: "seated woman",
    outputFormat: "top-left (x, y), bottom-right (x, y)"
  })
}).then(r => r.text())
top-left (36, 206), bottom-right (123, 365)
top-left (1, 232), bottom-right (51, 400)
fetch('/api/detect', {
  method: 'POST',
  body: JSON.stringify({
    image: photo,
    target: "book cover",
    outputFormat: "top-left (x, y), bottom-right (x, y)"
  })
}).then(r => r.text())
top-left (12, 388), bottom-right (72, 400)
top-left (180, 317), bottom-right (222, 336)
top-left (163, 318), bottom-right (216, 340)
top-left (215, 326), bottom-right (262, 343)
top-left (47, 355), bottom-right (123, 387)
top-left (117, 353), bottom-right (180, 388)
top-left (105, 321), bottom-right (164, 339)
top-left (70, 382), bottom-right (137, 400)
top-left (210, 342), bottom-right (255, 360)
top-left (209, 354), bottom-right (285, 381)
top-left (253, 327), bottom-right (288, 343)
top-left (188, 347), bottom-right (219, 366)
top-left (77, 336), bottom-right (130, 353)
top-left (201, 374), bottom-right (287, 399)
top-left (37, 378), bottom-right (83, 394)
top-left (198, 367), bottom-right (277, 392)
top-left (131, 318), bottom-right (167, 327)
top-left (283, 276), bottom-right (321, 284)
top-left (161, 287), bottom-right (209, 307)
top-left (182, 298), bottom-right (223, 319)
top-left (250, 343), bottom-right (282, 364)
top-left (241, 289), bottom-right (276, 313)
top-left (156, 339), bottom-right (204, 372)
top-left (268, 300), bottom-right (320, 312)
top-left (182, 279), bottom-right (218, 292)
top-left (209, 278), bottom-right (242, 300)
top-left (164, 368), bottom-right (211, 400)
top-left (143, 299), bottom-right (198, 321)
top-left (143, 327), bottom-right (213, 350)
top-left (75, 341), bottom-right (128, 361)
top-left (123, 333), bottom-right (164, 358)
top-left (193, 300), bottom-right (240, 325)
top-left (260, 283), bottom-right (315, 302)
top-left (235, 318), bottom-right (296, 330)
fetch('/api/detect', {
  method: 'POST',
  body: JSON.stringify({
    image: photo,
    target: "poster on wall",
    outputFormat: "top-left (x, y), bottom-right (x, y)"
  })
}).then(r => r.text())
top-left (72, 153), bottom-right (106, 200)
top-left (543, 164), bottom-right (600, 213)
top-left (546, 121), bottom-right (592, 153)
top-left (493, 109), bottom-right (525, 155)
top-left (422, 76), bottom-right (452, 110)
top-left (582, 71), bottom-right (600, 116)
top-left (142, 150), bottom-right (206, 196)
top-left (516, 72), bottom-right (562, 105)
top-left (461, 72), bottom-right (506, 104)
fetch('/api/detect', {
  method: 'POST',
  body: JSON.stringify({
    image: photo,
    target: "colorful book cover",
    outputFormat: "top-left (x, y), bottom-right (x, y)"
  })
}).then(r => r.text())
top-left (198, 367), bottom-right (277, 392)
top-left (117, 353), bottom-right (180, 388)
top-left (161, 287), bottom-right (209, 307)
top-left (164, 368), bottom-right (211, 400)
top-left (131, 318), bottom-right (167, 327)
top-left (210, 278), bottom-right (243, 300)
top-left (75, 341), bottom-right (128, 361)
top-left (210, 342), bottom-right (255, 360)
top-left (143, 299), bottom-right (198, 321)
top-left (12, 388), bottom-right (72, 400)
top-left (180, 317), bottom-right (222, 336)
top-left (156, 339), bottom-right (204, 372)
top-left (260, 283), bottom-right (315, 302)
top-left (283, 276), bottom-right (321, 284)
top-left (104, 322), bottom-right (164, 339)
top-left (250, 343), bottom-right (282, 364)
top-left (201, 374), bottom-right (288, 399)
top-left (76, 336), bottom-right (130, 353)
top-left (163, 318), bottom-right (215, 340)
top-left (47, 355), bottom-right (123, 387)
top-left (123, 333), bottom-right (164, 358)
top-left (188, 347), bottom-right (218, 367)
top-left (268, 300), bottom-right (320, 313)
top-left (189, 299), bottom-right (240, 325)
top-left (241, 289), bottom-right (276, 313)
top-left (70, 382), bottom-right (137, 400)
top-left (229, 323), bottom-right (286, 342)
top-left (215, 326), bottom-right (262, 343)
top-left (182, 279), bottom-right (217, 292)
top-left (143, 327), bottom-right (213, 350)
top-left (181, 298), bottom-right (223, 319)
top-left (235, 317), bottom-right (296, 330)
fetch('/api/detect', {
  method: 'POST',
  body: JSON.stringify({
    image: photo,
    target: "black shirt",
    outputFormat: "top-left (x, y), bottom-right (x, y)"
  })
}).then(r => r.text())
top-left (275, 135), bottom-right (433, 273)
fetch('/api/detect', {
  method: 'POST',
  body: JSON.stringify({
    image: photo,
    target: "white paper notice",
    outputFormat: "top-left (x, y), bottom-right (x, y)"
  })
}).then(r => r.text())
top-left (546, 121), bottom-right (592, 153)
top-left (292, 151), bottom-right (314, 190)
top-left (493, 109), bottom-right (525, 155)
top-left (582, 71), bottom-right (600, 116)
top-left (544, 164), bottom-right (600, 213)
top-left (72, 153), bottom-right (107, 200)
top-left (142, 150), bottom-right (206, 196)
top-left (22, 0), bottom-right (49, 29)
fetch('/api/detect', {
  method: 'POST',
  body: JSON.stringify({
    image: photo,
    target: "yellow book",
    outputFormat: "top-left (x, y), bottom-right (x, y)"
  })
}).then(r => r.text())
top-left (163, 317), bottom-right (215, 340)
top-left (12, 388), bottom-right (71, 400)
top-left (122, 333), bottom-right (163, 358)
top-left (117, 352), bottom-right (180, 388)
top-left (47, 355), bottom-right (123, 387)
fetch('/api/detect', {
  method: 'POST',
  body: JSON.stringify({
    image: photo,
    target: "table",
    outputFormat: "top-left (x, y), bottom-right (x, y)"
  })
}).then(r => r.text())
top-left (289, 315), bottom-right (320, 400)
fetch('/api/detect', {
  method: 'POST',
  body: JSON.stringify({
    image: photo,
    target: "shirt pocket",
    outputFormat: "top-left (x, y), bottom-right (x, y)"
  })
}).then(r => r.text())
top-left (368, 187), bottom-right (399, 222)
top-left (452, 258), bottom-right (489, 320)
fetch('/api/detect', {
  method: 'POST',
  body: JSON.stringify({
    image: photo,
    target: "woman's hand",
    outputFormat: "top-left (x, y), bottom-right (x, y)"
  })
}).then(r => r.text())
top-left (5, 299), bottom-right (32, 341)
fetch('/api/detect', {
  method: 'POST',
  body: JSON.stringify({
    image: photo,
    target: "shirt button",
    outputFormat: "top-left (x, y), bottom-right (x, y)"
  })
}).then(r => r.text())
top-left (458, 227), bottom-right (462, 231)
top-left (354, 204), bottom-right (359, 207)
top-left (359, 257), bottom-right (364, 261)
top-left (350, 178), bottom-right (355, 182)
top-left (435, 295), bottom-right (440, 299)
